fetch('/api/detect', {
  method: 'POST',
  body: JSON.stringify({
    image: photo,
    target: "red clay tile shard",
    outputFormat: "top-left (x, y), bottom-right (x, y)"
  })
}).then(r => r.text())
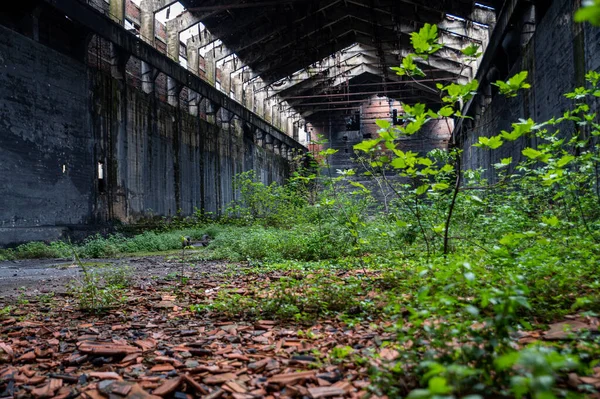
top-left (268, 371), bottom-right (316, 385)
top-left (30, 378), bottom-right (62, 399)
top-left (203, 373), bottom-right (237, 384)
top-left (134, 339), bottom-right (157, 351)
top-left (308, 386), bottom-right (347, 398)
top-left (88, 371), bottom-right (122, 380)
top-left (150, 363), bottom-right (175, 372)
top-left (17, 351), bottom-right (36, 362)
top-left (152, 376), bottom-right (182, 396)
top-left (79, 342), bottom-right (141, 356)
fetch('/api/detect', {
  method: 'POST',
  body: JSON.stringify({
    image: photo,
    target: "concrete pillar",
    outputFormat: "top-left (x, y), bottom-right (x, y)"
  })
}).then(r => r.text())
top-left (206, 100), bottom-right (220, 115)
top-left (287, 116), bottom-right (294, 138)
top-left (233, 75), bottom-right (243, 102)
top-left (265, 134), bottom-right (274, 152)
top-left (167, 77), bottom-right (182, 107)
top-left (186, 36), bottom-right (200, 75)
top-left (221, 62), bottom-right (232, 94)
top-left (188, 91), bottom-right (201, 116)
top-left (141, 61), bottom-right (159, 93)
top-left (255, 130), bottom-right (264, 147)
top-left (139, 0), bottom-right (155, 44)
top-left (273, 139), bottom-right (281, 156)
top-left (109, 0), bottom-right (125, 24)
top-left (243, 83), bottom-right (252, 110)
top-left (280, 143), bottom-right (288, 159)
top-left (110, 44), bottom-right (129, 80)
top-left (205, 51), bottom-right (216, 85)
top-left (166, 19), bottom-right (179, 62)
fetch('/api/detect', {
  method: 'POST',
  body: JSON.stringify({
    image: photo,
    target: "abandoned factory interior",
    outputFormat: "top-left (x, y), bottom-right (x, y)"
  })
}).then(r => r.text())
top-left (1, 0), bottom-right (600, 398)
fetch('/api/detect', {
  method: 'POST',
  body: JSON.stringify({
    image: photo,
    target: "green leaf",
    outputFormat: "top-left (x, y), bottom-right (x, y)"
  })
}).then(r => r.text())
top-left (392, 54), bottom-right (425, 77)
top-left (376, 119), bottom-right (391, 129)
top-left (522, 147), bottom-right (550, 163)
top-left (353, 139), bottom-right (381, 152)
top-left (461, 43), bottom-right (482, 58)
top-left (541, 215), bottom-right (560, 227)
top-left (522, 147), bottom-right (541, 159)
top-left (586, 70), bottom-right (600, 86)
top-left (440, 164), bottom-right (454, 173)
top-left (501, 118), bottom-right (535, 141)
top-left (474, 135), bottom-right (503, 149)
top-left (407, 389), bottom-right (431, 399)
top-left (470, 195), bottom-right (484, 204)
top-left (428, 376), bottom-right (452, 395)
top-left (440, 80), bottom-right (480, 104)
top-left (438, 106), bottom-right (454, 117)
top-left (416, 184), bottom-right (430, 195)
top-left (495, 351), bottom-right (520, 370)
top-left (320, 148), bottom-right (338, 156)
top-left (349, 181), bottom-right (369, 192)
top-left (391, 157), bottom-right (407, 169)
top-left (575, 0), bottom-right (600, 26)
top-left (417, 157), bottom-right (433, 166)
top-left (432, 182), bottom-right (449, 191)
top-left (411, 23), bottom-right (443, 55)
top-left (556, 154), bottom-right (575, 168)
top-left (494, 71), bottom-right (531, 97)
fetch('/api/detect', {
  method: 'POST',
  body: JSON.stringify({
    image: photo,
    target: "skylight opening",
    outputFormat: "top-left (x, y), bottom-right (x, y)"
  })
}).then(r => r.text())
top-left (199, 39), bottom-right (223, 57)
top-left (180, 22), bottom-right (204, 43)
top-left (475, 2), bottom-right (495, 11)
top-left (446, 13), bottom-right (466, 22)
top-left (155, 2), bottom-right (186, 24)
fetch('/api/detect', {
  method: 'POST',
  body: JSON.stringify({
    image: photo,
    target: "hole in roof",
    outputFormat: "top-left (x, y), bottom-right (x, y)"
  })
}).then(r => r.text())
top-left (155, 2), bottom-right (186, 24)
top-left (475, 2), bottom-right (495, 11)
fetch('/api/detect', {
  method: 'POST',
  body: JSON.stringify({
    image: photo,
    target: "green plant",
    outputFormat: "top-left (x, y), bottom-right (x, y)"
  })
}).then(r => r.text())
top-left (69, 250), bottom-right (126, 313)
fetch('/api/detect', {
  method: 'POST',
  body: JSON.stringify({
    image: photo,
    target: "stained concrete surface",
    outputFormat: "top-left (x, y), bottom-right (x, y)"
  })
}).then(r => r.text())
top-left (0, 255), bottom-right (230, 302)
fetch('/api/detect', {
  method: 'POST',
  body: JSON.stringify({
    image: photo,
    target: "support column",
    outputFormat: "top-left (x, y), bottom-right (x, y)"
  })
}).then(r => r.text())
top-left (232, 73), bottom-right (243, 101)
top-left (166, 19), bottom-right (180, 62)
top-left (273, 139), bottom-right (282, 156)
top-left (265, 134), bottom-right (274, 152)
top-left (205, 51), bottom-right (216, 85)
top-left (221, 62), bottom-right (233, 95)
top-left (255, 130), bottom-right (264, 148)
top-left (109, 0), bottom-right (125, 25)
top-left (186, 36), bottom-right (200, 75)
top-left (206, 99), bottom-right (220, 124)
top-left (167, 77), bottom-right (182, 107)
top-left (141, 61), bottom-right (159, 94)
top-left (188, 91), bottom-right (201, 116)
top-left (110, 44), bottom-right (130, 80)
top-left (139, 0), bottom-right (155, 44)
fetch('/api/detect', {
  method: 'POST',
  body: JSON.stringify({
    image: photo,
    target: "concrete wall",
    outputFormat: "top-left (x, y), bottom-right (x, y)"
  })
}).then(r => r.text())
top-left (0, 20), bottom-right (289, 246)
top-left (461, 0), bottom-right (600, 177)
